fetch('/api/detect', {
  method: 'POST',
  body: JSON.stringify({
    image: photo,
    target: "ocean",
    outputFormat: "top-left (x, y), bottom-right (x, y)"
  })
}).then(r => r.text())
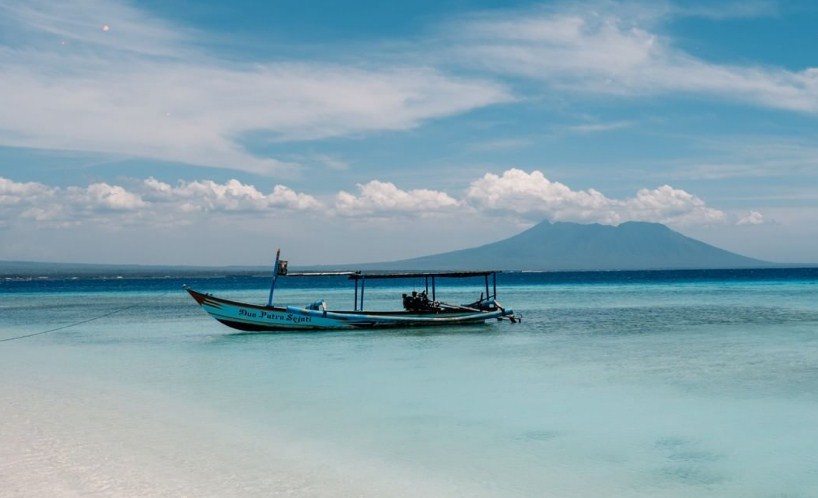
top-left (1, 268), bottom-right (817, 497)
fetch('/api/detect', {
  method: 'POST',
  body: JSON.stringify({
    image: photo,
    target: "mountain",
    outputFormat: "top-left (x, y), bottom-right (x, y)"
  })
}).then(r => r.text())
top-left (1, 221), bottom-right (774, 275)
top-left (360, 221), bottom-right (770, 271)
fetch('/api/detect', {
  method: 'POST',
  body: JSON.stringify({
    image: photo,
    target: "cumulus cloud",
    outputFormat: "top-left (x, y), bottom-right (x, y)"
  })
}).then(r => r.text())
top-left (465, 169), bottom-right (613, 222)
top-left (0, 177), bottom-right (322, 228)
top-left (464, 169), bottom-right (725, 225)
top-left (738, 210), bottom-right (765, 225)
top-left (0, 177), bottom-right (54, 206)
top-left (622, 185), bottom-right (725, 225)
top-left (143, 178), bottom-right (269, 212)
top-left (335, 181), bottom-right (460, 217)
top-left (142, 178), bottom-right (324, 212)
top-left (11, 182), bottom-right (148, 226)
top-left (67, 183), bottom-right (147, 211)
top-left (0, 177), bottom-right (67, 225)
top-left (0, 170), bottom-right (742, 229)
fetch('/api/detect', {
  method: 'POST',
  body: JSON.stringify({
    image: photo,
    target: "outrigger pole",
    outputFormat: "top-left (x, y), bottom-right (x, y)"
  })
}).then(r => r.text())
top-left (267, 248), bottom-right (281, 307)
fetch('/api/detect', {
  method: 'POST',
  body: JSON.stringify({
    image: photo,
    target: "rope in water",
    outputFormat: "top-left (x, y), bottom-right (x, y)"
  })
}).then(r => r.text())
top-left (0, 292), bottom-right (169, 343)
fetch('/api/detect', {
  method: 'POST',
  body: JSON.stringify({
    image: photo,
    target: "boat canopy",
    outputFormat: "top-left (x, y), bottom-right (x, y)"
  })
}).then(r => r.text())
top-left (282, 270), bottom-right (501, 312)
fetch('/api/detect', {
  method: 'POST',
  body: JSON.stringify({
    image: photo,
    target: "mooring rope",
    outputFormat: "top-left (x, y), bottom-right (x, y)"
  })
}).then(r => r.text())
top-left (0, 291), bottom-right (169, 343)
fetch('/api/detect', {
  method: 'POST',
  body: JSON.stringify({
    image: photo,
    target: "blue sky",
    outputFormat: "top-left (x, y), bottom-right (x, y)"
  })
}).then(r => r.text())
top-left (1, 0), bottom-right (816, 265)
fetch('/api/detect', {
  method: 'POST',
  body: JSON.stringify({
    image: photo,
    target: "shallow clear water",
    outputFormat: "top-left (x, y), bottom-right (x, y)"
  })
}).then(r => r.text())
top-left (2, 270), bottom-right (818, 497)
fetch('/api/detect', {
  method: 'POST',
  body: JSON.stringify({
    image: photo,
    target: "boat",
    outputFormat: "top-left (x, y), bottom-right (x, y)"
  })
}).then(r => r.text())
top-left (185, 250), bottom-right (518, 331)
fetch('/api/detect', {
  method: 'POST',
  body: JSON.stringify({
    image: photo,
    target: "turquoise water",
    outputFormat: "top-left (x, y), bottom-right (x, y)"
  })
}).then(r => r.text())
top-left (2, 270), bottom-right (818, 496)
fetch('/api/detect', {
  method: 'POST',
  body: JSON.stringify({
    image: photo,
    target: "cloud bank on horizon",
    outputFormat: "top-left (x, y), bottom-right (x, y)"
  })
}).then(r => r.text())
top-left (0, 0), bottom-right (815, 264)
top-left (0, 169), bottom-right (754, 228)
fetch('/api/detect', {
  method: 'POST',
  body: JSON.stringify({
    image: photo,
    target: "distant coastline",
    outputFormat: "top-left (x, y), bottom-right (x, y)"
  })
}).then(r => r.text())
top-left (5, 221), bottom-right (814, 276)
top-left (0, 260), bottom-right (272, 279)
top-left (2, 259), bottom-right (815, 281)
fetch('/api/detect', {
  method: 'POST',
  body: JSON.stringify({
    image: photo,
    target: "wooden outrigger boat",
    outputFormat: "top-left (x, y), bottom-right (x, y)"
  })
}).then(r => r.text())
top-left (185, 250), bottom-right (518, 332)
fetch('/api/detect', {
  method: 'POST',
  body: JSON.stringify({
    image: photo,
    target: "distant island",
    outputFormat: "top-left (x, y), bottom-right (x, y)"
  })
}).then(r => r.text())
top-left (0, 220), bottom-right (793, 276)
top-left (353, 220), bottom-right (772, 271)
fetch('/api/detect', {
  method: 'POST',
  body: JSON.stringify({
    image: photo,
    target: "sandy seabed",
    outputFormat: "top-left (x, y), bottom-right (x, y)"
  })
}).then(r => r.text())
top-left (0, 380), bottom-right (459, 498)
top-left (1, 383), bottom-right (334, 497)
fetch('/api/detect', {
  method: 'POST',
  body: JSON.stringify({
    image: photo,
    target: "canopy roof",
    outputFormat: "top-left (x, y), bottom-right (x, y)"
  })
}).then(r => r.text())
top-left (286, 270), bottom-right (500, 280)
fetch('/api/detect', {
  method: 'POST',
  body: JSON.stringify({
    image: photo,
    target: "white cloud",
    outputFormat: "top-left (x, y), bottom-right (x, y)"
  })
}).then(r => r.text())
top-left (0, 177), bottom-right (54, 206)
top-left (68, 183), bottom-right (147, 211)
top-left (737, 210), bottom-right (765, 225)
top-left (144, 178), bottom-right (270, 212)
top-left (0, 61), bottom-right (508, 176)
top-left (673, 1), bottom-right (778, 20)
top-left (0, 177), bottom-right (322, 229)
top-left (0, 177), bottom-right (70, 224)
top-left (1, 171), bottom-right (732, 228)
top-left (464, 169), bottom-right (725, 226)
top-left (311, 155), bottom-right (350, 171)
top-left (1, 0), bottom-right (192, 58)
top-left (622, 185), bottom-right (725, 225)
top-left (465, 169), bottom-right (614, 222)
top-left (0, 0), bottom-right (511, 176)
top-left (672, 136), bottom-right (818, 181)
top-left (269, 185), bottom-right (325, 211)
top-left (9, 180), bottom-right (149, 226)
top-left (2, 0), bottom-right (815, 183)
top-left (457, 10), bottom-right (660, 79)
top-left (566, 121), bottom-right (634, 134)
top-left (142, 178), bottom-right (323, 212)
top-left (451, 3), bottom-right (818, 113)
top-left (335, 180), bottom-right (460, 217)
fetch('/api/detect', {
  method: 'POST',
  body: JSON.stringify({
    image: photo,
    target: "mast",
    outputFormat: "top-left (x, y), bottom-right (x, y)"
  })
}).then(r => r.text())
top-left (267, 248), bottom-right (281, 307)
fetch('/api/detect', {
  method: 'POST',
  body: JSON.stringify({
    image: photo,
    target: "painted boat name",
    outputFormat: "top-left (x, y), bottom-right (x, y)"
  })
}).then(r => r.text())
top-left (238, 308), bottom-right (311, 323)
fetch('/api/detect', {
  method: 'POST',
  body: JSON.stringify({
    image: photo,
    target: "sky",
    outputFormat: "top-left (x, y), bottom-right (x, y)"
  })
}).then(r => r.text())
top-left (1, 0), bottom-right (817, 266)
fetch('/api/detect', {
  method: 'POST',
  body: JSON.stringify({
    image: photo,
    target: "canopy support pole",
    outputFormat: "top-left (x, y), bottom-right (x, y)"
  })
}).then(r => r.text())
top-left (492, 272), bottom-right (497, 300)
top-left (359, 277), bottom-right (366, 311)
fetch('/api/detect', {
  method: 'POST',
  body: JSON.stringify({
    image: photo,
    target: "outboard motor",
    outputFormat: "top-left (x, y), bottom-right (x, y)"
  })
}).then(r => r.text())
top-left (402, 290), bottom-right (440, 312)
